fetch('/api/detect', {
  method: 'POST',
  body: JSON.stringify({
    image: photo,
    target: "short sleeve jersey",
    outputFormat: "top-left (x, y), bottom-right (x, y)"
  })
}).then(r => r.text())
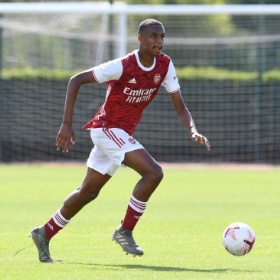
top-left (83, 50), bottom-right (180, 135)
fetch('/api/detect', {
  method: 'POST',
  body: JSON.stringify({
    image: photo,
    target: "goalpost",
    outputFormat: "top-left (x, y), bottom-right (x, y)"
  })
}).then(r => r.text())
top-left (1, 2), bottom-right (280, 58)
top-left (0, 2), bottom-right (280, 163)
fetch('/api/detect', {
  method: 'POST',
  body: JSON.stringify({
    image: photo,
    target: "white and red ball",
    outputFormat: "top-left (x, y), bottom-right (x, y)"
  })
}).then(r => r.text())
top-left (222, 222), bottom-right (256, 256)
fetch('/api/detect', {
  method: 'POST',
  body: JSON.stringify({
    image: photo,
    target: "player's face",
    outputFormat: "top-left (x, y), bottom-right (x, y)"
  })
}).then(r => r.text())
top-left (139, 25), bottom-right (165, 56)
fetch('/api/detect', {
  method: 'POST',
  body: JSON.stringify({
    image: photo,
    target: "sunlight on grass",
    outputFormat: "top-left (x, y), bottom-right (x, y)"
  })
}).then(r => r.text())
top-left (0, 165), bottom-right (279, 280)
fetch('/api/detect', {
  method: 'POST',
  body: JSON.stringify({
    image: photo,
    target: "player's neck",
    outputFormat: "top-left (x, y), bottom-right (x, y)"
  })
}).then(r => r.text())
top-left (137, 50), bottom-right (155, 68)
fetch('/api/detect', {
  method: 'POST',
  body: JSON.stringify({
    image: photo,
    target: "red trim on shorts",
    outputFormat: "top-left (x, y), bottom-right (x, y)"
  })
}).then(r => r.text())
top-left (102, 128), bottom-right (112, 139)
top-left (102, 128), bottom-right (124, 148)
top-left (109, 130), bottom-right (125, 147)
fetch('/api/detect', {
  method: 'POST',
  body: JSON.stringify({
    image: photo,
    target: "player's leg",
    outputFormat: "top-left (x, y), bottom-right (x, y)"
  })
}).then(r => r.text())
top-left (88, 128), bottom-right (162, 256)
top-left (113, 148), bottom-right (163, 256)
top-left (123, 148), bottom-right (163, 201)
top-left (43, 168), bottom-right (111, 238)
top-left (60, 168), bottom-right (111, 220)
top-left (31, 167), bottom-right (112, 262)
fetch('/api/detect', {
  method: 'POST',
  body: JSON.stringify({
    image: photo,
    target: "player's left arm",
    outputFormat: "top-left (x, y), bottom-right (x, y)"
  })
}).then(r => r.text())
top-left (169, 90), bottom-right (210, 151)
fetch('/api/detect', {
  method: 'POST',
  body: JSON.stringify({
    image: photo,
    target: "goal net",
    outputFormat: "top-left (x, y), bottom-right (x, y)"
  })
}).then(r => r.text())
top-left (1, 3), bottom-right (279, 163)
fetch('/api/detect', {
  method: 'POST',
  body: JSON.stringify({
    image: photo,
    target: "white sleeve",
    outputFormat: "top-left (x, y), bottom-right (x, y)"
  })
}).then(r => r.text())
top-left (91, 58), bottom-right (123, 83)
top-left (161, 60), bottom-right (180, 93)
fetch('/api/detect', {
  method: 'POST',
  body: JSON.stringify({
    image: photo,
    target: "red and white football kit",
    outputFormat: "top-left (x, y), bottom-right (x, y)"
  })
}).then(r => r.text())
top-left (85, 50), bottom-right (180, 176)
top-left (36, 50), bottom-right (181, 247)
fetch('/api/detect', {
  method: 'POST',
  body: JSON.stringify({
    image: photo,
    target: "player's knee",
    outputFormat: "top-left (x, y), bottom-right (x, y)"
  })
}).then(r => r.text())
top-left (79, 187), bottom-right (100, 204)
top-left (149, 165), bottom-right (164, 186)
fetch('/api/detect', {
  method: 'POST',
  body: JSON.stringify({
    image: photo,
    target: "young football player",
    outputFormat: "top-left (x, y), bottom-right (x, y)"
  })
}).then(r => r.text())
top-left (31, 19), bottom-right (210, 262)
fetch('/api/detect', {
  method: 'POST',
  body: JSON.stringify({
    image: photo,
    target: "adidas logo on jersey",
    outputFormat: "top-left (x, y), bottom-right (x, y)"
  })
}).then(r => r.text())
top-left (128, 78), bottom-right (137, 84)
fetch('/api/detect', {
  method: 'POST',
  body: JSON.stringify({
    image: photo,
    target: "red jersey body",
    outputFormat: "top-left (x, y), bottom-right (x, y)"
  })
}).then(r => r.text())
top-left (83, 51), bottom-right (178, 135)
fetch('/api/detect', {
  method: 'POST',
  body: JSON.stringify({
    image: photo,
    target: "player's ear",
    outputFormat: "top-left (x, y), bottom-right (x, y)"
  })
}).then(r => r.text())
top-left (138, 34), bottom-right (143, 44)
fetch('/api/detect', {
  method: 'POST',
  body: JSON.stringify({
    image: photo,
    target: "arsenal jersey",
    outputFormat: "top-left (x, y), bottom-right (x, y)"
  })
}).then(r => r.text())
top-left (83, 50), bottom-right (180, 135)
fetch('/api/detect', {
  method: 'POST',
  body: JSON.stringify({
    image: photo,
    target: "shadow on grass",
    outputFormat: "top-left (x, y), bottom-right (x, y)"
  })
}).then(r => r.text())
top-left (65, 262), bottom-right (255, 273)
top-left (106, 264), bottom-right (229, 273)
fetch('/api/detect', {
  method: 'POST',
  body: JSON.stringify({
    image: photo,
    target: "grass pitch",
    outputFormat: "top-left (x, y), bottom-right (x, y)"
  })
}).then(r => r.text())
top-left (0, 164), bottom-right (279, 280)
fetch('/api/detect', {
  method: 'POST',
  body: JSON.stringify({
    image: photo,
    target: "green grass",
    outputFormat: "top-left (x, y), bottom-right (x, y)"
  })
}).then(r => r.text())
top-left (0, 164), bottom-right (280, 280)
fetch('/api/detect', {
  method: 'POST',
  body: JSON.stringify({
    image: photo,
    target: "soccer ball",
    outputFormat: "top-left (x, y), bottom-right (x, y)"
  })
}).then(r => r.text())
top-left (222, 222), bottom-right (256, 256)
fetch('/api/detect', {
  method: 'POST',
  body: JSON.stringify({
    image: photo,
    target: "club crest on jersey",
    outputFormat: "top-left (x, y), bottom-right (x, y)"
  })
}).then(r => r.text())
top-left (154, 74), bottom-right (161, 84)
top-left (128, 138), bottom-right (136, 144)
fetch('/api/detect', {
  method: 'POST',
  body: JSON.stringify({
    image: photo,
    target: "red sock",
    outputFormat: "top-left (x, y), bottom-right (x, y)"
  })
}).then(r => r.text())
top-left (44, 209), bottom-right (70, 239)
top-left (122, 195), bottom-right (147, 231)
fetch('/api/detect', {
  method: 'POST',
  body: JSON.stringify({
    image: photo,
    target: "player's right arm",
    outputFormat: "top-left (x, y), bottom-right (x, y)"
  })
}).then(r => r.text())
top-left (56, 58), bottom-right (123, 153)
top-left (56, 70), bottom-right (97, 153)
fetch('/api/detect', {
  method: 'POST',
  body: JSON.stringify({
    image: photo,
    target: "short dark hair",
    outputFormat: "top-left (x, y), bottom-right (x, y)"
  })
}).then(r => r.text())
top-left (138, 19), bottom-right (163, 34)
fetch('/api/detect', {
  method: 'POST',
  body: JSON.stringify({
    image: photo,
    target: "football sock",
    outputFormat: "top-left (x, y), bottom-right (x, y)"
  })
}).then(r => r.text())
top-left (121, 195), bottom-right (147, 231)
top-left (44, 209), bottom-right (71, 239)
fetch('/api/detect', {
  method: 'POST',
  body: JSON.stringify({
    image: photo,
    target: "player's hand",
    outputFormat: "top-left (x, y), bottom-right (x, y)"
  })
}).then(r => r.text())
top-left (191, 132), bottom-right (210, 151)
top-left (56, 124), bottom-right (75, 153)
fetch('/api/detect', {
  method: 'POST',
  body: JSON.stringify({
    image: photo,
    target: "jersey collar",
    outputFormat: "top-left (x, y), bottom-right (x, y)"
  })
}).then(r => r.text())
top-left (133, 50), bottom-right (156, 71)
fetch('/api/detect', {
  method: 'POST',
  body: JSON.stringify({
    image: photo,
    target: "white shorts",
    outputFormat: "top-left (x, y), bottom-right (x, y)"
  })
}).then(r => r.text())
top-left (86, 128), bottom-right (144, 176)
